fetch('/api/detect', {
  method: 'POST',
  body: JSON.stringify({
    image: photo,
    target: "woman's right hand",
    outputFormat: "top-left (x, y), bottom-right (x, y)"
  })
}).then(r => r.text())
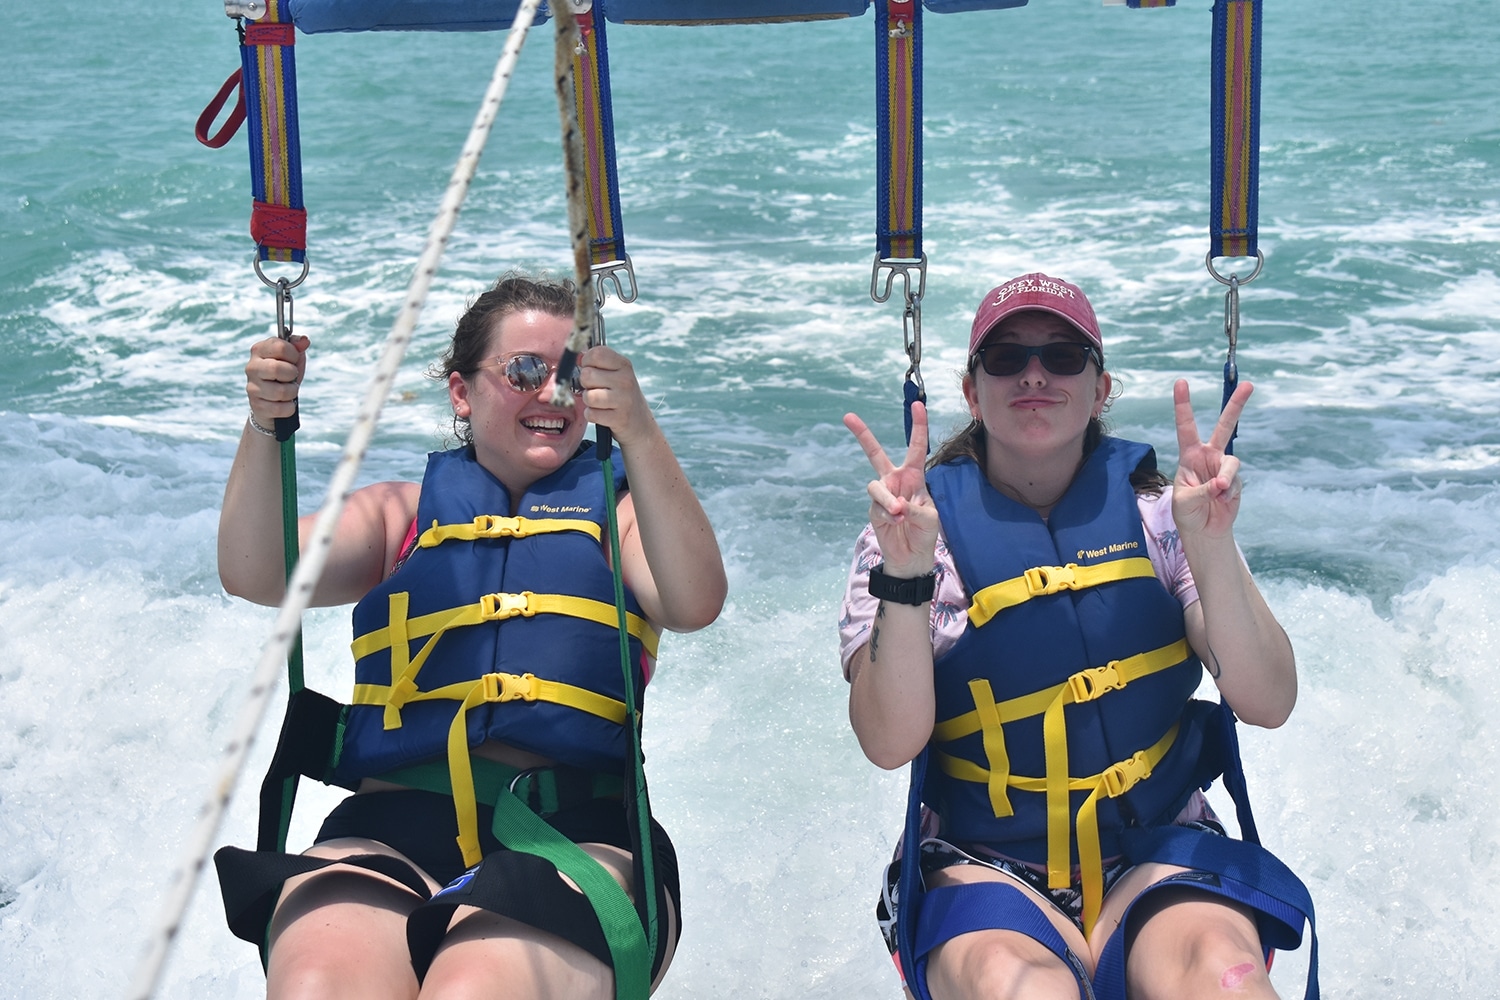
top-left (245, 334), bottom-right (308, 427)
top-left (843, 401), bottom-right (940, 577)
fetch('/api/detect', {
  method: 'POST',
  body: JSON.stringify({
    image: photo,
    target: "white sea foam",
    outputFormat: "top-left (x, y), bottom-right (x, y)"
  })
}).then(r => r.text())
top-left (6, 3), bottom-right (1500, 997)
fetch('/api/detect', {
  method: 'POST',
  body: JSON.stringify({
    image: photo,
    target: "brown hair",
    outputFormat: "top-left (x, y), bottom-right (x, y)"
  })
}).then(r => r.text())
top-left (431, 270), bottom-right (576, 444)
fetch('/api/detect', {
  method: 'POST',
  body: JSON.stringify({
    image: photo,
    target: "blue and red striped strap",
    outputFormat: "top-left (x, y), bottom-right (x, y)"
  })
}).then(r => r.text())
top-left (572, 8), bottom-right (629, 272)
top-left (1210, 0), bottom-right (1261, 261)
top-left (240, 0), bottom-right (307, 264)
top-left (875, 0), bottom-right (920, 263)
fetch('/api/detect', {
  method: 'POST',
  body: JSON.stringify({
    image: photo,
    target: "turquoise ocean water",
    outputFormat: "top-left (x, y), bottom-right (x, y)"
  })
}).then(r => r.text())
top-left (2, 2), bottom-right (1498, 996)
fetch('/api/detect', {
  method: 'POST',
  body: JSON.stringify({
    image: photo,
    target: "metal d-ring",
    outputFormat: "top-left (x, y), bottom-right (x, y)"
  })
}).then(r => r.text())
top-left (1205, 248), bottom-right (1264, 287)
top-left (253, 254), bottom-right (309, 292)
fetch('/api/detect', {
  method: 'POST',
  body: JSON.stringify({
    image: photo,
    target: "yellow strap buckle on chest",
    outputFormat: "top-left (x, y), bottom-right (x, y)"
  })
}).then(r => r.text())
top-left (1098, 747), bottom-right (1154, 799)
top-left (482, 670), bottom-right (540, 703)
top-left (419, 514), bottom-right (602, 548)
top-left (1066, 661), bottom-right (1126, 703)
top-left (967, 556), bottom-right (1157, 629)
top-left (480, 591), bottom-right (536, 620)
top-left (1024, 562), bottom-right (1078, 595)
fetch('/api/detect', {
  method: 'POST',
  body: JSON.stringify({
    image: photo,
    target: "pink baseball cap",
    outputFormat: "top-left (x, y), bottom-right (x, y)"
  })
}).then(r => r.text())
top-left (967, 272), bottom-right (1103, 358)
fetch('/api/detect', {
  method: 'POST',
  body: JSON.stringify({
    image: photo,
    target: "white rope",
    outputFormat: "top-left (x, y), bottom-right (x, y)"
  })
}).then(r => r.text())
top-left (123, 3), bottom-right (543, 996)
top-left (547, 1), bottom-right (596, 407)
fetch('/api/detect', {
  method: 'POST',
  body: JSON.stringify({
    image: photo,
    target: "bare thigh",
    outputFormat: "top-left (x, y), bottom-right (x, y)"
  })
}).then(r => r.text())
top-left (266, 837), bottom-right (440, 1000)
top-left (919, 862), bottom-right (1090, 1000)
top-left (421, 842), bottom-right (680, 1000)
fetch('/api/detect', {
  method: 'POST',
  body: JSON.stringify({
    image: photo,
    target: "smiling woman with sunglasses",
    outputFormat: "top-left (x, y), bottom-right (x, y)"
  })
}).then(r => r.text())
top-left (216, 271), bottom-right (726, 1000)
top-left (838, 273), bottom-right (1310, 1000)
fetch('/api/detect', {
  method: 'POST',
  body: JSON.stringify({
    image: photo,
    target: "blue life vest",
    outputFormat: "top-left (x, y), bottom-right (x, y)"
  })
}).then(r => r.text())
top-left (926, 437), bottom-right (1226, 930)
top-left (333, 445), bottom-right (657, 786)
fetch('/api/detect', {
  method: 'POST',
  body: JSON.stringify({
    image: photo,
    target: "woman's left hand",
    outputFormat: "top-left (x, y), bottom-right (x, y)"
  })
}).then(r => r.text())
top-left (1172, 379), bottom-right (1252, 539)
top-left (577, 344), bottom-right (656, 446)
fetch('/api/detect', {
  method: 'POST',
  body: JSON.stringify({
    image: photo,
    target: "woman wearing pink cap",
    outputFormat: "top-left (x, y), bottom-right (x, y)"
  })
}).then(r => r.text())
top-left (839, 273), bottom-right (1315, 1000)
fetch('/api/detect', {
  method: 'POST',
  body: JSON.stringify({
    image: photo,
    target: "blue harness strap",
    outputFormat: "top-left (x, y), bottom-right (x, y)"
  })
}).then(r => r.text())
top-left (897, 750), bottom-right (1093, 1000)
top-left (912, 883), bottom-right (1096, 1000)
top-left (1091, 825), bottom-right (1319, 1000)
top-left (895, 748), bottom-right (930, 996)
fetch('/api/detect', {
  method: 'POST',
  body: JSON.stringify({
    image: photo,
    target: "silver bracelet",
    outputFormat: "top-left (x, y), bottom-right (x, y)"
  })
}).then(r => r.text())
top-left (248, 412), bottom-right (277, 438)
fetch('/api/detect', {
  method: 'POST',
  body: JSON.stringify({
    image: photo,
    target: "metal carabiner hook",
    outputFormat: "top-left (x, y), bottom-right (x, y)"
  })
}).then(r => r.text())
top-left (903, 284), bottom-right (924, 392)
top-left (274, 277), bottom-right (295, 341)
top-left (1207, 249), bottom-right (1259, 384)
top-left (1221, 274), bottom-right (1240, 383)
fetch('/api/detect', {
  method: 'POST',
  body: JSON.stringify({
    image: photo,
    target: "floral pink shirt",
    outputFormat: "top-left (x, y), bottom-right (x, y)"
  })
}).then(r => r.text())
top-left (837, 488), bottom-right (1199, 680)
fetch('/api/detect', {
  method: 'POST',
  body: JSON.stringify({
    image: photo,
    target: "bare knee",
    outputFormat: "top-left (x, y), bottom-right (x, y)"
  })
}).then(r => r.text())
top-left (420, 911), bottom-right (612, 1000)
top-left (266, 869), bottom-right (424, 1000)
top-left (1128, 893), bottom-right (1275, 1000)
top-left (269, 936), bottom-right (419, 1000)
top-left (927, 931), bottom-right (1081, 1000)
top-left (1182, 928), bottom-right (1272, 995)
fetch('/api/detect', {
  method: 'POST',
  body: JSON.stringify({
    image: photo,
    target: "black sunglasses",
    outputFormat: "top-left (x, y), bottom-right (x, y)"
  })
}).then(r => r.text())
top-left (474, 352), bottom-right (584, 395)
top-left (974, 342), bottom-right (1100, 377)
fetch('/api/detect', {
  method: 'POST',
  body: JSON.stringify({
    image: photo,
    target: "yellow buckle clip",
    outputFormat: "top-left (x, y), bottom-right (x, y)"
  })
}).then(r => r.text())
top-left (1024, 563), bottom-right (1079, 596)
top-left (479, 591), bottom-right (534, 620)
top-left (480, 671), bottom-right (541, 703)
top-left (472, 515), bottom-right (525, 538)
top-left (1100, 750), bottom-right (1154, 798)
top-left (1067, 660), bottom-right (1125, 703)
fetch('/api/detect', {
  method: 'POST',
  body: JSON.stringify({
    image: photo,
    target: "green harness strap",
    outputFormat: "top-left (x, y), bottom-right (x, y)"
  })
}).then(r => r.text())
top-left (269, 431), bottom-right (304, 854)
top-left (599, 451), bottom-right (660, 973)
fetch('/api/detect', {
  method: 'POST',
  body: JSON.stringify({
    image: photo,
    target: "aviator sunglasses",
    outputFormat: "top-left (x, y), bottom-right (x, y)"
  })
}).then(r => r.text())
top-left (974, 341), bottom-right (1100, 378)
top-left (475, 352), bottom-right (585, 395)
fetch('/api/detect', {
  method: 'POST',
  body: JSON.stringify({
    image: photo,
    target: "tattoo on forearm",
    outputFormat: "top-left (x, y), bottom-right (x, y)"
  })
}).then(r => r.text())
top-left (1205, 641), bottom-right (1223, 679)
top-left (870, 603), bottom-right (885, 663)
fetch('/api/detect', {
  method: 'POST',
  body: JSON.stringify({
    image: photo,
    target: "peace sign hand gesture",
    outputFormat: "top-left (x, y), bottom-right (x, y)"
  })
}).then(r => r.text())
top-left (844, 401), bottom-right (941, 577)
top-left (1171, 379), bottom-right (1252, 540)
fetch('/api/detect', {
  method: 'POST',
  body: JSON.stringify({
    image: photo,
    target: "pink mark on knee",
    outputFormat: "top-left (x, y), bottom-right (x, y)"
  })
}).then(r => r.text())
top-left (1220, 962), bottom-right (1257, 990)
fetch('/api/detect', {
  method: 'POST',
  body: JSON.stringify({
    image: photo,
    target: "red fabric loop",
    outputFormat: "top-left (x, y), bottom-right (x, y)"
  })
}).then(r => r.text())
top-left (245, 22), bottom-right (295, 46)
top-left (251, 201), bottom-right (308, 251)
top-left (195, 69), bottom-right (246, 149)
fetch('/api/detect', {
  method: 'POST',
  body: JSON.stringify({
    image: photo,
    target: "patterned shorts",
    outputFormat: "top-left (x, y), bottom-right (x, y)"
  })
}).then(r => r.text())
top-left (875, 819), bottom-right (1226, 954)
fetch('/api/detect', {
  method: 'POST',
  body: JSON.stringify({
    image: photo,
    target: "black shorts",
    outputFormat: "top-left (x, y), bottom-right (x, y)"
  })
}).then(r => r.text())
top-left (214, 788), bottom-right (679, 980)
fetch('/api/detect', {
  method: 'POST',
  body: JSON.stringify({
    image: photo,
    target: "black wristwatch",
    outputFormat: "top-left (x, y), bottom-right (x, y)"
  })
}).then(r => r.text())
top-left (867, 563), bottom-right (936, 605)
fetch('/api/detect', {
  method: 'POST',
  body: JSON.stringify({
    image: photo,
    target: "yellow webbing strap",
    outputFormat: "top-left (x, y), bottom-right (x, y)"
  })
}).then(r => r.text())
top-left (352, 669), bottom-right (629, 728)
top-left (933, 637), bottom-right (1190, 933)
top-left (1039, 639), bottom-right (1189, 891)
top-left (351, 590), bottom-right (659, 730)
top-left (967, 557), bottom-right (1157, 629)
top-left (433, 671), bottom-right (629, 867)
top-left (936, 722), bottom-right (1178, 939)
top-left (967, 679), bottom-right (1014, 819)
top-left (416, 514), bottom-right (601, 548)
top-left (932, 639), bottom-right (1188, 744)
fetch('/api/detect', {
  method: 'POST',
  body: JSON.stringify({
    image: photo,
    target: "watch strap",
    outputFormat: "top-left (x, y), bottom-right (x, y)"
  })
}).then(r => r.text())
top-left (868, 563), bottom-right (936, 605)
